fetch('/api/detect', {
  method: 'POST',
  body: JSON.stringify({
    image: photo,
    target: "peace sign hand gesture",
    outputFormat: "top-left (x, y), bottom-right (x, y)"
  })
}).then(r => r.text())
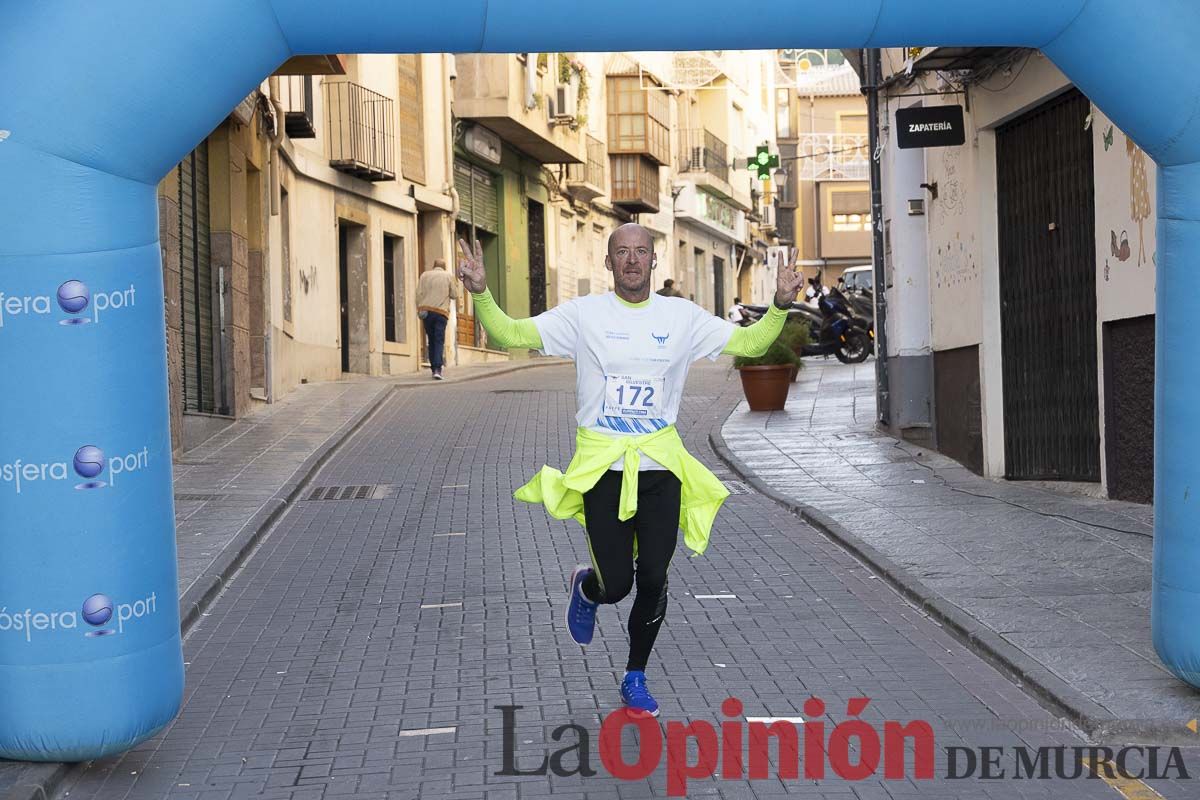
top-left (457, 238), bottom-right (487, 294)
top-left (774, 247), bottom-right (804, 307)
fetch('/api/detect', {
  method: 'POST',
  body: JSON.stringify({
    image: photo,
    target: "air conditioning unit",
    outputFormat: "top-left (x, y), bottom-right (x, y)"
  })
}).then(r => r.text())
top-left (761, 203), bottom-right (776, 230)
top-left (550, 83), bottom-right (577, 123)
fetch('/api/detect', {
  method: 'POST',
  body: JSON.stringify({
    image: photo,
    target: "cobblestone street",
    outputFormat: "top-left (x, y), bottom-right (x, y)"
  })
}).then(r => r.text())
top-left (49, 362), bottom-right (1196, 799)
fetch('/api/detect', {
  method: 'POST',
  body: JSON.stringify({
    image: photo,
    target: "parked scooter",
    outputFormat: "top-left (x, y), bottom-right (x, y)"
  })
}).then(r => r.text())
top-left (843, 287), bottom-right (876, 340)
top-left (742, 288), bottom-right (872, 364)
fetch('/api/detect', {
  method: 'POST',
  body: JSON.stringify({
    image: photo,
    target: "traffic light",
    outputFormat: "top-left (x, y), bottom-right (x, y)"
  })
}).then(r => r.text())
top-left (748, 144), bottom-right (779, 180)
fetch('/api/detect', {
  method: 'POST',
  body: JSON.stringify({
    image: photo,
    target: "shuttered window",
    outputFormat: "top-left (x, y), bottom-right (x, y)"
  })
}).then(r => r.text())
top-left (178, 143), bottom-right (216, 414)
top-left (830, 190), bottom-right (869, 215)
top-left (454, 159), bottom-right (499, 234)
top-left (398, 55), bottom-right (426, 184)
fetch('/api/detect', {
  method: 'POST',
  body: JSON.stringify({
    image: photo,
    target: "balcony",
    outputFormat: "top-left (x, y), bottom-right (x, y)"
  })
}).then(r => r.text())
top-left (278, 75), bottom-right (316, 138)
top-left (323, 80), bottom-right (395, 182)
top-left (566, 134), bottom-right (606, 201)
top-left (794, 133), bottom-right (870, 182)
top-left (610, 155), bottom-right (659, 214)
top-left (453, 54), bottom-right (585, 164)
top-left (606, 75), bottom-right (671, 165)
top-left (679, 129), bottom-right (729, 182)
top-left (677, 127), bottom-right (754, 210)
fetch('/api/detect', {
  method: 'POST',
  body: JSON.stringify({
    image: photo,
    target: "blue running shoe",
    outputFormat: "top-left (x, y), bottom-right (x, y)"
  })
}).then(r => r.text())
top-left (620, 670), bottom-right (660, 717)
top-left (565, 564), bottom-right (598, 645)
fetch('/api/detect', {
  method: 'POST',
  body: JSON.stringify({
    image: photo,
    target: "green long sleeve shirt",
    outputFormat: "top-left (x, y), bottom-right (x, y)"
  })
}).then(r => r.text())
top-left (468, 288), bottom-right (788, 356)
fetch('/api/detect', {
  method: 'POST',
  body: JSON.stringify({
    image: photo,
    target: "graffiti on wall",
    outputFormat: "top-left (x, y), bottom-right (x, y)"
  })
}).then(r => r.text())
top-left (933, 149), bottom-right (965, 228)
top-left (1126, 135), bottom-right (1152, 267)
top-left (934, 232), bottom-right (978, 290)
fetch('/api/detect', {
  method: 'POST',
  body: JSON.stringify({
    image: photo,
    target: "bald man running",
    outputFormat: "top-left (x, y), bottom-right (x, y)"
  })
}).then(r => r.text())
top-left (458, 224), bottom-right (802, 716)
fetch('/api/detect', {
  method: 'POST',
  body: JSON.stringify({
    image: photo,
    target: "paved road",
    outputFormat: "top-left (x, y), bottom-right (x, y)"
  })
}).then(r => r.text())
top-left (53, 361), bottom-right (1196, 799)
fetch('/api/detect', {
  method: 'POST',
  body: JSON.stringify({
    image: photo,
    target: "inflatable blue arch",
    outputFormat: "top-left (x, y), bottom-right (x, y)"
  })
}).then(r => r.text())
top-left (1, 0), bottom-right (1198, 761)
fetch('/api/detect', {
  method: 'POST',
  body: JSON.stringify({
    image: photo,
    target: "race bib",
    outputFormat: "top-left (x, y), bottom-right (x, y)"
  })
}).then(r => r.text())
top-left (603, 374), bottom-right (664, 418)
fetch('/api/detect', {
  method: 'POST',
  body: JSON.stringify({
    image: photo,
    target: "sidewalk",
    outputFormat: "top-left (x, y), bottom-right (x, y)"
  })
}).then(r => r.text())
top-left (716, 359), bottom-right (1200, 743)
top-left (0, 358), bottom-right (562, 800)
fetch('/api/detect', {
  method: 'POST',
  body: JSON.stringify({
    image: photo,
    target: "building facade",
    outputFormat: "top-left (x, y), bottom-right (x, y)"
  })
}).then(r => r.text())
top-left (774, 51), bottom-right (872, 286)
top-left (158, 50), bottom-right (783, 453)
top-left (871, 47), bottom-right (1156, 503)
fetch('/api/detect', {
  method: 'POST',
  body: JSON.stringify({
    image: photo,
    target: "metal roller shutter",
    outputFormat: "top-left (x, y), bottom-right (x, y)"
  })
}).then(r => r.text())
top-left (179, 143), bottom-right (216, 414)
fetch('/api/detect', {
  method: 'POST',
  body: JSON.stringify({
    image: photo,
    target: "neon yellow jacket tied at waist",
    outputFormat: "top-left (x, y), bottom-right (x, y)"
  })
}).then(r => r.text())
top-left (470, 287), bottom-right (787, 556)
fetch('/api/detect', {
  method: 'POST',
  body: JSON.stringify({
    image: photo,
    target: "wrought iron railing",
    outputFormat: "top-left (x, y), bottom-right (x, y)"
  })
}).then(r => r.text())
top-left (679, 129), bottom-right (729, 183)
top-left (794, 133), bottom-right (870, 181)
top-left (567, 134), bottom-right (606, 189)
top-left (323, 80), bottom-right (395, 182)
top-left (279, 76), bottom-right (316, 138)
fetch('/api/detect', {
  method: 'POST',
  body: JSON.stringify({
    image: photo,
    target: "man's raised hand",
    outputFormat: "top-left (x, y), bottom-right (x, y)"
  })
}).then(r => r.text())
top-left (774, 246), bottom-right (804, 307)
top-left (457, 238), bottom-right (487, 294)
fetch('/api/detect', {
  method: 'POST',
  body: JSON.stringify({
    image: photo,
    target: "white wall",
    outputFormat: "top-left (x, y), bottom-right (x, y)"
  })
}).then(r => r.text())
top-left (1093, 105), bottom-right (1157, 324)
top-left (883, 99), bottom-right (931, 356)
top-left (1092, 105), bottom-right (1158, 488)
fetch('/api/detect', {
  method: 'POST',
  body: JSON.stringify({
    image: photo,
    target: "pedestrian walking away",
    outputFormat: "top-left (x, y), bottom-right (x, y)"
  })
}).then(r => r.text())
top-left (457, 225), bottom-right (803, 716)
top-left (656, 277), bottom-right (683, 297)
top-left (415, 256), bottom-right (459, 379)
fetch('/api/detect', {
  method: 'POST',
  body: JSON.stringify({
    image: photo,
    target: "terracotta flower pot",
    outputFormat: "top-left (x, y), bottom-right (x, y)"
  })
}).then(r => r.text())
top-left (789, 363), bottom-right (800, 382)
top-left (738, 364), bottom-right (792, 411)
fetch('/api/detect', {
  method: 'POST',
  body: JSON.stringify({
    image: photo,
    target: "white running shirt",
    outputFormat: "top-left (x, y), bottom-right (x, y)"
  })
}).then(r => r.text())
top-left (532, 292), bottom-right (735, 470)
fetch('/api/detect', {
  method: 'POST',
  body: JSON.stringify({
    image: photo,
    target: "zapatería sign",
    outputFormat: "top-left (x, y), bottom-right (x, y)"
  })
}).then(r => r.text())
top-left (896, 105), bottom-right (966, 149)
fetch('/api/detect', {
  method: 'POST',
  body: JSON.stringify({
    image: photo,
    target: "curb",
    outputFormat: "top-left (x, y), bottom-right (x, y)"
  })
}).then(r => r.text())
top-left (0, 358), bottom-right (564, 800)
top-left (709, 425), bottom-right (1196, 746)
top-left (0, 767), bottom-right (69, 800)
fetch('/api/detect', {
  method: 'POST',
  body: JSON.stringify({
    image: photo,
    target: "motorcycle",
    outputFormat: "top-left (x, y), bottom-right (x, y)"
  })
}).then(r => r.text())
top-left (743, 288), bottom-right (872, 364)
top-left (843, 287), bottom-right (876, 341)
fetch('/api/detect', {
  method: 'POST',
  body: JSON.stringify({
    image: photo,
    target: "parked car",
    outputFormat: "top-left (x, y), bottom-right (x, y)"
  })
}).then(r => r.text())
top-left (841, 265), bottom-right (874, 293)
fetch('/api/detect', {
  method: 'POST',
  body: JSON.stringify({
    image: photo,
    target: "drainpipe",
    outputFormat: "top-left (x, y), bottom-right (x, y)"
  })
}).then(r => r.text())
top-left (865, 48), bottom-right (890, 426)
top-left (265, 76), bottom-right (287, 404)
top-left (444, 53), bottom-right (462, 366)
top-left (809, 93), bottom-right (820, 273)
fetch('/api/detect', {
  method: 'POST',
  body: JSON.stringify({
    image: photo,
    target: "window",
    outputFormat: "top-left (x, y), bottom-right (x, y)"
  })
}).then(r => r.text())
top-left (384, 234), bottom-right (405, 343)
top-left (830, 190), bottom-right (872, 232)
top-left (398, 55), bottom-right (426, 184)
top-left (776, 88), bottom-right (792, 139)
top-left (606, 75), bottom-right (670, 165)
top-left (609, 155), bottom-right (660, 212)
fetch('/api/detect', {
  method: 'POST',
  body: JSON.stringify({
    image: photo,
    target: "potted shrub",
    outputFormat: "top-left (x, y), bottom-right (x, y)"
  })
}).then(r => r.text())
top-left (777, 321), bottom-right (811, 382)
top-left (734, 338), bottom-right (800, 411)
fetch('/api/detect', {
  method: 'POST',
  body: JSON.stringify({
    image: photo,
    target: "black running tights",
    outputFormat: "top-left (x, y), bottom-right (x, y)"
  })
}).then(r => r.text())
top-left (580, 469), bottom-right (681, 672)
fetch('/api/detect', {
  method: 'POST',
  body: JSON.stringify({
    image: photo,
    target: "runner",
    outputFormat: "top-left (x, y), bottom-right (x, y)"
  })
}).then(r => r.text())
top-left (457, 223), bottom-right (803, 716)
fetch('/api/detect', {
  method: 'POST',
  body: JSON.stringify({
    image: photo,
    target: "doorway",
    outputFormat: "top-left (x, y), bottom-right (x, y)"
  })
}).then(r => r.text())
top-left (713, 255), bottom-right (725, 317)
top-left (997, 88), bottom-right (1099, 481)
top-left (338, 221), bottom-right (369, 374)
top-left (528, 199), bottom-right (547, 317)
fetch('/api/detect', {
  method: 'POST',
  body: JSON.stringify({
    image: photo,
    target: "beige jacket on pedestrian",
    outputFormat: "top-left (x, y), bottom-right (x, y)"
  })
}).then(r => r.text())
top-left (416, 261), bottom-right (459, 319)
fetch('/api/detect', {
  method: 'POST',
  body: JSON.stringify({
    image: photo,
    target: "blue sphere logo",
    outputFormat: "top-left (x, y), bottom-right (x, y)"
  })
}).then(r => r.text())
top-left (82, 593), bottom-right (113, 626)
top-left (57, 280), bottom-right (90, 314)
top-left (73, 445), bottom-right (104, 479)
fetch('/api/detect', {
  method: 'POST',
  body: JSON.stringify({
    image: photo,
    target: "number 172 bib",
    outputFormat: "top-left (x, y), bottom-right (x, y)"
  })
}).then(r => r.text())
top-left (603, 374), bottom-right (665, 418)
